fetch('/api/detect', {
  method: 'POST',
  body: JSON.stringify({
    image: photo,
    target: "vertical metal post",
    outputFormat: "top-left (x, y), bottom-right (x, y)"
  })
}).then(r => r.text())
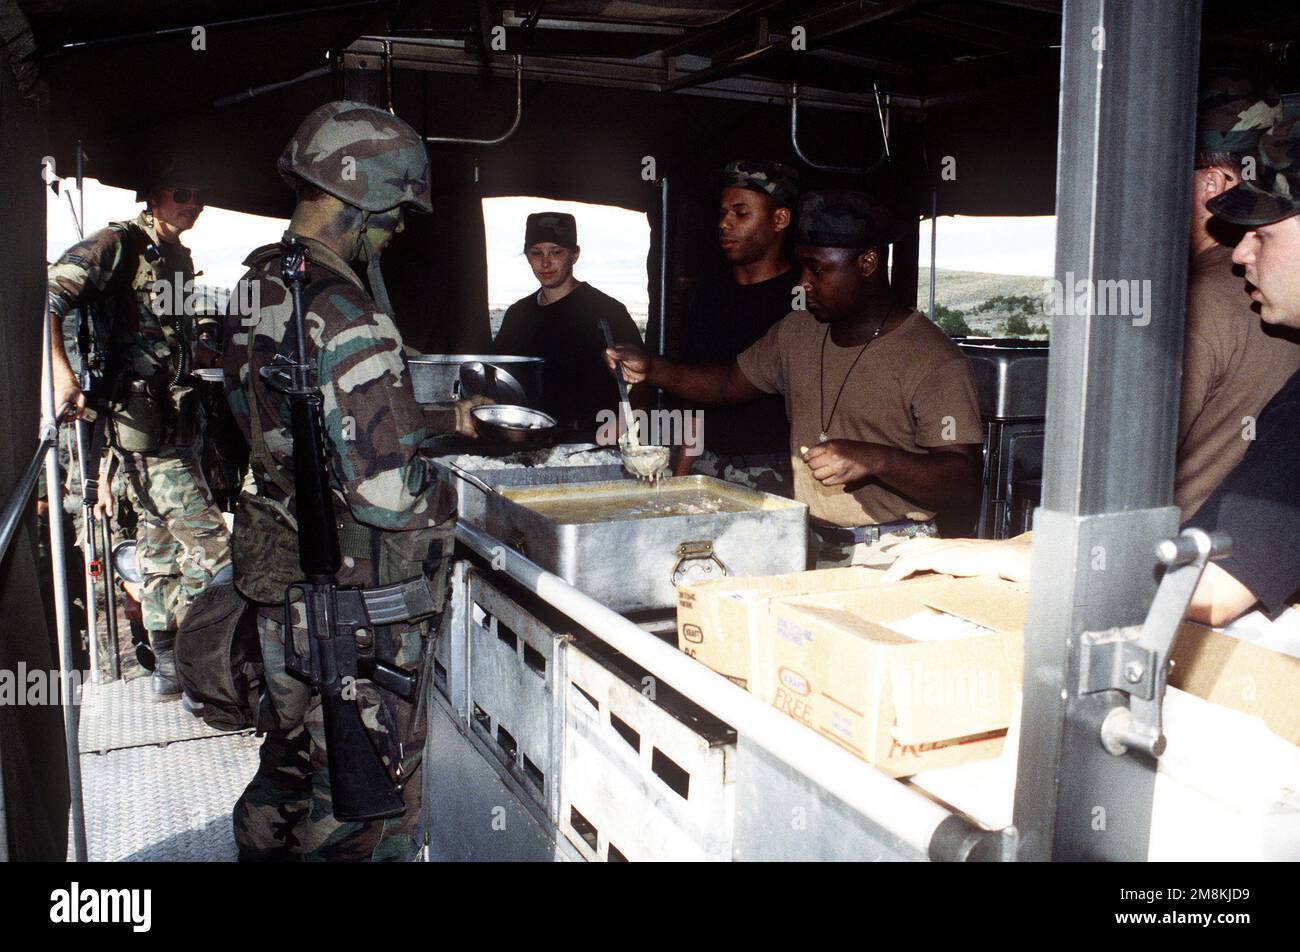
top-left (101, 513), bottom-right (121, 681)
top-left (73, 425), bottom-right (101, 682)
top-left (43, 310), bottom-right (89, 863)
top-left (928, 187), bottom-right (938, 320)
top-left (656, 176), bottom-right (670, 411)
top-left (1013, 0), bottom-right (1201, 861)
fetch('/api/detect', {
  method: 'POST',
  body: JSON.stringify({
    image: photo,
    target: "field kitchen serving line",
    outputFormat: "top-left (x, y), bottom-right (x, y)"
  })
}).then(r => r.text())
top-left (454, 520), bottom-right (1001, 861)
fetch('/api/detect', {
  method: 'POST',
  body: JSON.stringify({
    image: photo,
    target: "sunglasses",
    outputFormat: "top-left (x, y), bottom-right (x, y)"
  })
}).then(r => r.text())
top-left (167, 187), bottom-right (206, 206)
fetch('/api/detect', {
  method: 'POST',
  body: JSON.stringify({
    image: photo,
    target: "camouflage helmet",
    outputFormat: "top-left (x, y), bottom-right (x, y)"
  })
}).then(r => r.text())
top-left (1196, 75), bottom-right (1282, 157)
top-left (278, 101), bottom-right (432, 214)
top-left (1207, 115), bottom-right (1300, 226)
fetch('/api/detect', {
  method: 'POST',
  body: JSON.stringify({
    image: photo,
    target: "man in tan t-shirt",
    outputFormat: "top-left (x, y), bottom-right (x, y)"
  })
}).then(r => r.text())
top-left (1177, 80), bottom-right (1300, 518)
top-left (606, 189), bottom-right (983, 563)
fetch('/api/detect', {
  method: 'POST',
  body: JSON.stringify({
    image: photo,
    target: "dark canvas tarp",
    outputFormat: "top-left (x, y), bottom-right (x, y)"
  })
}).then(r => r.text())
top-left (0, 41), bottom-right (69, 862)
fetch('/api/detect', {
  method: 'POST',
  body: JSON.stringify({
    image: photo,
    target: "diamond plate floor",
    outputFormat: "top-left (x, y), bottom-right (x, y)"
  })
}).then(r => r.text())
top-left (73, 675), bottom-right (261, 862)
top-left (78, 676), bottom-right (243, 753)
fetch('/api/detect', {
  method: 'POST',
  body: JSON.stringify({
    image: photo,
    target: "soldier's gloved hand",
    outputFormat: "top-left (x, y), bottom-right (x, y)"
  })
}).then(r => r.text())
top-left (455, 395), bottom-right (496, 438)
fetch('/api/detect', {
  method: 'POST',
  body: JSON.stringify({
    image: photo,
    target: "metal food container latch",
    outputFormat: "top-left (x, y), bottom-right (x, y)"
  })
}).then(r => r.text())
top-left (671, 541), bottom-right (729, 587)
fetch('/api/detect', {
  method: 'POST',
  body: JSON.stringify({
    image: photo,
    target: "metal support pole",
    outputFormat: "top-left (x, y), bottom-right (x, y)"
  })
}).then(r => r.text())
top-left (100, 512), bottom-right (120, 681)
top-left (73, 424), bottom-right (101, 683)
top-left (1013, 0), bottom-right (1202, 861)
top-left (928, 187), bottom-right (938, 319)
top-left (657, 175), bottom-right (669, 413)
top-left (42, 310), bottom-right (88, 863)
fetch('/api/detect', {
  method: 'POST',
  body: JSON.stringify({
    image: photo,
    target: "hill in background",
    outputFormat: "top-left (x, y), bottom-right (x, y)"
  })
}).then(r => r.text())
top-left (918, 268), bottom-right (1052, 339)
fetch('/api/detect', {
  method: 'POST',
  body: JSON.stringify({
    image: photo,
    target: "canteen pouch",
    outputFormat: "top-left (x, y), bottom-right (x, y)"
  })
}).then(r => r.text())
top-left (231, 491), bottom-right (302, 605)
top-left (109, 378), bottom-right (163, 454)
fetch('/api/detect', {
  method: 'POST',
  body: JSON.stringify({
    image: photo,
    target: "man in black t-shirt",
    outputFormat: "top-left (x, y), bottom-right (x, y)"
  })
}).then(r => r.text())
top-left (673, 159), bottom-right (801, 495)
top-left (493, 212), bottom-right (642, 434)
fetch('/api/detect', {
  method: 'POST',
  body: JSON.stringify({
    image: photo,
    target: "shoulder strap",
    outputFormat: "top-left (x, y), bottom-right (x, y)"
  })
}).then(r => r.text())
top-left (243, 275), bottom-right (298, 500)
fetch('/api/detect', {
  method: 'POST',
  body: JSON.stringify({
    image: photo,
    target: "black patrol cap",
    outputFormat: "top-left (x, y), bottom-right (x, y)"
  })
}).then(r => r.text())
top-left (524, 212), bottom-right (578, 251)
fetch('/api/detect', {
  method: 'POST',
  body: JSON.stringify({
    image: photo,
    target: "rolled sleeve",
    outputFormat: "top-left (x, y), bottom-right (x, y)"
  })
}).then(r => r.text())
top-left (913, 357), bottom-right (985, 447)
top-left (47, 227), bottom-right (124, 319)
top-left (735, 317), bottom-right (787, 395)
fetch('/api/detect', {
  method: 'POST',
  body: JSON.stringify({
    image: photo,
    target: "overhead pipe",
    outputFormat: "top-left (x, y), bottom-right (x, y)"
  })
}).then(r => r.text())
top-left (424, 54), bottom-right (523, 146)
top-left (55, 1), bottom-right (389, 54)
top-left (213, 64), bottom-right (333, 109)
top-left (790, 83), bottom-right (890, 174)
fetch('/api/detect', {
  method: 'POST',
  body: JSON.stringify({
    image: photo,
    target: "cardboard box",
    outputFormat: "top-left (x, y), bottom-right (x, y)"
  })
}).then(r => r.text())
top-left (1170, 621), bottom-right (1300, 747)
top-left (676, 566), bottom-right (889, 689)
top-left (763, 576), bottom-right (1028, 777)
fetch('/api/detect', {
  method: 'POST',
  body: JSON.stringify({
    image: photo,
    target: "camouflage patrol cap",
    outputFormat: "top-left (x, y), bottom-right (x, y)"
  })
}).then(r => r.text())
top-left (1196, 76), bottom-right (1282, 156)
top-left (713, 159), bottom-right (800, 209)
top-left (796, 189), bottom-right (906, 248)
top-left (279, 101), bottom-right (432, 214)
top-left (523, 212), bottom-right (577, 251)
top-left (1207, 116), bottom-right (1300, 226)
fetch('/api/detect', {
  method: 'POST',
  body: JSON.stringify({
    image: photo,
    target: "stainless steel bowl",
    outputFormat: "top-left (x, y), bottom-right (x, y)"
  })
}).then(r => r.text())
top-left (193, 368), bottom-right (225, 385)
top-left (471, 404), bottom-right (557, 444)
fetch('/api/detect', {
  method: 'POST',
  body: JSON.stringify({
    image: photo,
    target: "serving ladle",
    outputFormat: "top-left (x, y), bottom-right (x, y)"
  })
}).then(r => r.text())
top-left (599, 318), bottom-right (670, 482)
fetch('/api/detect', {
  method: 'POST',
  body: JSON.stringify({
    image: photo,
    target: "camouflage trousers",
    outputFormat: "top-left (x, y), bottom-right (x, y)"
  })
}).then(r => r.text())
top-left (233, 612), bottom-right (431, 862)
top-left (689, 450), bottom-right (794, 498)
top-left (121, 450), bottom-right (231, 633)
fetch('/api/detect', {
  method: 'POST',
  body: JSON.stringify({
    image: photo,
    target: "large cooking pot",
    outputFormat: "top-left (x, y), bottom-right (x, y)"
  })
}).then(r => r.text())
top-left (408, 354), bottom-right (544, 408)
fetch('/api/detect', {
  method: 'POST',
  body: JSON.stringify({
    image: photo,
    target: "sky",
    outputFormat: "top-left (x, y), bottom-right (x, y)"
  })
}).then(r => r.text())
top-left (46, 178), bottom-right (1056, 306)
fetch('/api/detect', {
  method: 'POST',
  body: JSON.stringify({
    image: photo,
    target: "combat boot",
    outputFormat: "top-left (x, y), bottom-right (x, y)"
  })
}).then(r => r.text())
top-left (149, 631), bottom-right (182, 699)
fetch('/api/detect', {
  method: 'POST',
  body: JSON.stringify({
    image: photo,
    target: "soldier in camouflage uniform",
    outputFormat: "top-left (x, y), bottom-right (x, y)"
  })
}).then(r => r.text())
top-left (47, 165), bottom-right (232, 698)
top-left (224, 101), bottom-right (457, 862)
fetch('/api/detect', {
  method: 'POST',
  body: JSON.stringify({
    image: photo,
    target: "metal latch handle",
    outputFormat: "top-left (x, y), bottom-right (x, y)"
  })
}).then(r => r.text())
top-left (1081, 528), bottom-right (1231, 758)
top-left (671, 541), bottom-right (729, 587)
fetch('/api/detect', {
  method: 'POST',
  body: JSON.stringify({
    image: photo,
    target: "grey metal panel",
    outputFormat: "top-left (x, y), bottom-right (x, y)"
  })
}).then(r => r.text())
top-left (958, 341), bottom-right (1050, 421)
top-left (733, 735), bottom-right (927, 862)
top-left (421, 696), bottom-right (578, 862)
top-left (1015, 0), bottom-right (1202, 861)
top-left (485, 476), bottom-right (808, 610)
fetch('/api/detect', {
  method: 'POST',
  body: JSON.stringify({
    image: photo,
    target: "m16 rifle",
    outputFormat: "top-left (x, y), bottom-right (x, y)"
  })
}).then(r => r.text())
top-left (264, 239), bottom-right (418, 821)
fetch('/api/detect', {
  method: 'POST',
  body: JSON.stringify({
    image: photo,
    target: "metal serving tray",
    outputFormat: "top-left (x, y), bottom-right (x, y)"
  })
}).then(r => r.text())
top-left (485, 475), bottom-right (808, 611)
top-left (957, 339), bottom-right (1050, 421)
top-left (427, 450), bottom-right (627, 527)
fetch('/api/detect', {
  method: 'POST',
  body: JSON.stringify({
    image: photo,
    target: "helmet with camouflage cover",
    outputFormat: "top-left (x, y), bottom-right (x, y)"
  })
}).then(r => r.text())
top-left (278, 101), bottom-right (432, 214)
top-left (1207, 116), bottom-right (1300, 226)
top-left (1196, 75), bottom-right (1282, 158)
